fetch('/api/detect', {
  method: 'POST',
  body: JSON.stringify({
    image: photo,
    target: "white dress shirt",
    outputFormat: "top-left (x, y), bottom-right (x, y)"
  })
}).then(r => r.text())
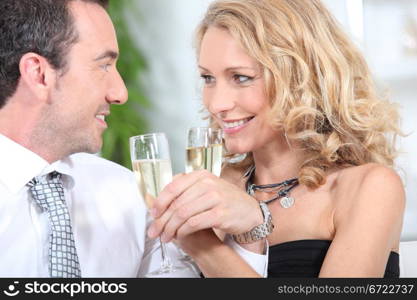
top-left (0, 134), bottom-right (267, 277)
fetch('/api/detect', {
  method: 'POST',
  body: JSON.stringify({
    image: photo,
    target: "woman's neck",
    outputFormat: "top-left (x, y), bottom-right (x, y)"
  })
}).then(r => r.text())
top-left (251, 135), bottom-right (303, 185)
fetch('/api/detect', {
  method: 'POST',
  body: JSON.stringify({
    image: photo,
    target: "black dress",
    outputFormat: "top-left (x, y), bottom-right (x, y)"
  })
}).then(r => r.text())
top-left (268, 239), bottom-right (399, 277)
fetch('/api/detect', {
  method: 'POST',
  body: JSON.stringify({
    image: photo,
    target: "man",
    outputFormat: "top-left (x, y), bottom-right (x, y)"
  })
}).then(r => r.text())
top-left (0, 0), bottom-right (266, 277)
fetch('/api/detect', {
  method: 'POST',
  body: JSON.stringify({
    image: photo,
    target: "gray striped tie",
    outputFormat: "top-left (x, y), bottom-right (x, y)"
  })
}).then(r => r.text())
top-left (28, 172), bottom-right (81, 278)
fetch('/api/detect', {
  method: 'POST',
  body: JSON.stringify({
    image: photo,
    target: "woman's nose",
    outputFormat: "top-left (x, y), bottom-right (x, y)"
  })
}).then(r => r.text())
top-left (205, 83), bottom-right (236, 115)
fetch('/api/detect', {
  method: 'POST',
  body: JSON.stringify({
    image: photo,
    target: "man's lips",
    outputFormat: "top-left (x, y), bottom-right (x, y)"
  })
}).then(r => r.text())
top-left (95, 112), bottom-right (109, 127)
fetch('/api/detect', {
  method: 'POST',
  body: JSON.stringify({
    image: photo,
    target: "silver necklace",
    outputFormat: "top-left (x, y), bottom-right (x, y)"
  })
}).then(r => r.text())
top-left (244, 165), bottom-right (299, 208)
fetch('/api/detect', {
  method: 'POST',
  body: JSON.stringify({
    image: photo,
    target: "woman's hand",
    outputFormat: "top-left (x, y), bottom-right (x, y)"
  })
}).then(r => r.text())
top-left (147, 170), bottom-right (263, 243)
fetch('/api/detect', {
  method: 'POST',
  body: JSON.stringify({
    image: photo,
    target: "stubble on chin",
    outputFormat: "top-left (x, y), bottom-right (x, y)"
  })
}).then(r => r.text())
top-left (36, 111), bottom-right (103, 160)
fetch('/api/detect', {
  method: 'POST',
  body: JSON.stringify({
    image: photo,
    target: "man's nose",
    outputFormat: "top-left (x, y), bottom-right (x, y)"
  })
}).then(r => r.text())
top-left (107, 71), bottom-right (128, 105)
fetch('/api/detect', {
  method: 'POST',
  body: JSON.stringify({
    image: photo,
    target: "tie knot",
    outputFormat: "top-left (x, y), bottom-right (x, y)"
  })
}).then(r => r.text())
top-left (28, 171), bottom-right (62, 187)
top-left (28, 171), bottom-right (65, 212)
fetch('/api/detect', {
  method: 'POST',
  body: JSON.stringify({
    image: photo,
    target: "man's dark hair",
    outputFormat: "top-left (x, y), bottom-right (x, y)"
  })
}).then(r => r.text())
top-left (0, 0), bottom-right (109, 108)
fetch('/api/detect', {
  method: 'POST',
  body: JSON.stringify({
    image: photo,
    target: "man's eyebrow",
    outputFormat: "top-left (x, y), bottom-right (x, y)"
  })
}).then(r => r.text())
top-left (94, 50), bottom-right (119, 61)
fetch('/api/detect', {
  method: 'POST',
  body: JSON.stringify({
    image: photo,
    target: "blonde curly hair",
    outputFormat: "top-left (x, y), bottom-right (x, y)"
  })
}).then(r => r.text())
top-left (195, 0), bottom-right (402, 188)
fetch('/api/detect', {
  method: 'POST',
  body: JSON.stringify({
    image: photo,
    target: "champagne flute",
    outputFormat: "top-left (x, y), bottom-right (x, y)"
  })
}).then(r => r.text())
top-left (129, 132), bottom-right (179, 275)
top-left (186, 127), bottom-right (223, 176)
top-left (178, 127), bottom-right (223, 262)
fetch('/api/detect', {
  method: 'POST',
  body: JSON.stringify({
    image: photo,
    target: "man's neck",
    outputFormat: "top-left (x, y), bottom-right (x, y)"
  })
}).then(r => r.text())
top-left (0, 103), bottom-right (63, 164)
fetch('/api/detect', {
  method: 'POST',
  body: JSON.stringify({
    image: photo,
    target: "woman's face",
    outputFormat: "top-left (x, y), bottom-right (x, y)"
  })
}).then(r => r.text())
top-left (199, 26), bottom-right (279, 154)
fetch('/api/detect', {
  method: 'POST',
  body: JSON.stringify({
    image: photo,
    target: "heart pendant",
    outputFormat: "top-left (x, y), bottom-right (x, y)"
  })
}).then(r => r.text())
top-left (280, 196), bottom-right (294, 208)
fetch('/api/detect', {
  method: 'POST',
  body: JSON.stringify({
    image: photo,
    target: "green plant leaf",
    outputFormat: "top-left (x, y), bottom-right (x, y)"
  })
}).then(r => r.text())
top-left (102, 1), bottom-right (150, 169)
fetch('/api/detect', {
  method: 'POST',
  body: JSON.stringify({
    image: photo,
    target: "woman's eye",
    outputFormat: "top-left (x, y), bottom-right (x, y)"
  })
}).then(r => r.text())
top-left (233, 74), bottom-right (252, 84)
top-left (201, 74), bottom-right (215, 84)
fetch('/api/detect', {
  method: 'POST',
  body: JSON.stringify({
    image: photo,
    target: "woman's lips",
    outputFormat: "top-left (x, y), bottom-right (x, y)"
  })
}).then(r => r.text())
top-left (222, 117), bottom-right (254, 134)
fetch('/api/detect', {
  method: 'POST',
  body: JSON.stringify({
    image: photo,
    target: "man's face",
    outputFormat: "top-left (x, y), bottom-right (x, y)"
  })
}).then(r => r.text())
top-left (48, 1), bottom-right (127, 155)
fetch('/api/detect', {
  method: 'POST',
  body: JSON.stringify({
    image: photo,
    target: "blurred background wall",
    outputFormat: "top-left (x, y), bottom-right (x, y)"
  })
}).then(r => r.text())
top-left (121, 0), bottom-right (417, 241)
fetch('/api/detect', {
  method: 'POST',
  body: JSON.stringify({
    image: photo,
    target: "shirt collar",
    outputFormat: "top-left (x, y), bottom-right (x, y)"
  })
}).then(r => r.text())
top-left (51, 156), bottom-right (75, 189)
top-left (0, 134), bottom-right (74, 193)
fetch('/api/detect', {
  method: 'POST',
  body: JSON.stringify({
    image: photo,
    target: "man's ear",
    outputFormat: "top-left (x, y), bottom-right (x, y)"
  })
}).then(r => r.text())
top-left (18, 53), bottom-right (57, 103)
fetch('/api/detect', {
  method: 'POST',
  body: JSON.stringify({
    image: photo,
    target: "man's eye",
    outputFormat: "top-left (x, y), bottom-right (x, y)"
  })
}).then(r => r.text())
top-left (101, 64), bottom-right (112, 72)
top-left (233, 74), bottom-right (252, 84)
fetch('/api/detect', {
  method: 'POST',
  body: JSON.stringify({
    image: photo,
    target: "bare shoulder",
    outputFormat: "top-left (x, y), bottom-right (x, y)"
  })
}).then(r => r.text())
top-left (319, 164), bottom-right (405, 275)
top-left (333, 163), bottom-right (405, 228)
top-left (335, 163), bottom-right (404, 199)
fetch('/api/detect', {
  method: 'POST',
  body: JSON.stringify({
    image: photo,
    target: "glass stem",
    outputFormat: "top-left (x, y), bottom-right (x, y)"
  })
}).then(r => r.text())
top-left (159, 238), bottom-right (173, 271)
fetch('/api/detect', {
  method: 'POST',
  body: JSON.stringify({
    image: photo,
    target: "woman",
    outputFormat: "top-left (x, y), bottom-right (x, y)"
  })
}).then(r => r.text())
top-left (148, 0), bottom-right (405, 277)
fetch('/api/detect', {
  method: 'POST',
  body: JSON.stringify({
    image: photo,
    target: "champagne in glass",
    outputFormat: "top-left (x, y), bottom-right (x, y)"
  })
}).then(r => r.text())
top-left (132, 159), bottom-right (172, 209)
top-left (186, 127), bottom-right (223, 176)
top-left (130, 133), bottom-right (180, 276)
